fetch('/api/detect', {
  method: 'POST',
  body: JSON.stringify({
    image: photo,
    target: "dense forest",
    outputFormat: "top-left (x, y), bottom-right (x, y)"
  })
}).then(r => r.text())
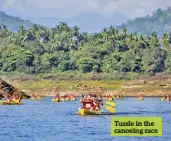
top-left (1, 9), bottom-right (171, 80)
top-left (118, 7), bottom-right (171, 36)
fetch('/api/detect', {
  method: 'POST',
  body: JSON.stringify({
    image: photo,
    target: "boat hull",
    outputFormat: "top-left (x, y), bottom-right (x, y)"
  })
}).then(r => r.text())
top-left (137, 97), bottom-right (144, 100)
top-left (70, 98), bottom-right (76, 101)
top-left (77, 108), bottom-right (102, 116)
top-left (51, 98), bottom-right (60, 102)
top-left (0, 101), bottom-right (23, 105)
top-left (161, 97), bottom-right (170, 101)
top-left (30, 98), bottom-right (43, 100)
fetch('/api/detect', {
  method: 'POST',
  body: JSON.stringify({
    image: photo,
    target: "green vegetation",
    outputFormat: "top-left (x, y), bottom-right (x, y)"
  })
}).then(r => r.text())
top-left (118, 8), bottom-right (171, 36)
top-left (1, 8), bottom-right (171, 80)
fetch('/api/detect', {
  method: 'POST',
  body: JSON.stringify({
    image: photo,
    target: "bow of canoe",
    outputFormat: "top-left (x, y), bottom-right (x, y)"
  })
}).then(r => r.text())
top-left (77, 108), bottom-right (102, 116)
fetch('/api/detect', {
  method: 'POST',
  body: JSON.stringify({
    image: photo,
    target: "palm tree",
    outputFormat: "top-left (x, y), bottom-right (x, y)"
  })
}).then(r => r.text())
top-left (161, 33), bottom-right (169, 47)
top-left (101, 28), bottom-right (109, 42)
top-left (73, 26), bottom-right (80, 36)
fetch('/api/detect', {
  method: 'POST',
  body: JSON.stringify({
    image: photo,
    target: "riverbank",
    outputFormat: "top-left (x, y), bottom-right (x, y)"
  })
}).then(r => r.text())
top-left (1, 74), bottom-right (171, 97)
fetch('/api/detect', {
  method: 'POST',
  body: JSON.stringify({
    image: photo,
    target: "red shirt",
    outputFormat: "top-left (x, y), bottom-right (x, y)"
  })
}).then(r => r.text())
top-left (81, 99), bottom-right (94, 110)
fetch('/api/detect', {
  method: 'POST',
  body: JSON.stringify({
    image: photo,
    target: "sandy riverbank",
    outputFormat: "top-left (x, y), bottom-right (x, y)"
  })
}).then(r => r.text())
top-left (1, 74), bottom-right (171, 97)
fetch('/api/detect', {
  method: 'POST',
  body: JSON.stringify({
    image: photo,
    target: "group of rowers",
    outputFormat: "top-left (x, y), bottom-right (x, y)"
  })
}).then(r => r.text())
top-left (53, 93), bottom-right (76, 100)
top-left (0, 90), bottom-right (21, 102)
top-left (80, 94), bottom-right (103, 111)
top-left (137, 93), bottom-right (171, 100)
top-left (104, 94), bottom-right (124, 100)
top-left (30, 94), bottom-right (42, 100)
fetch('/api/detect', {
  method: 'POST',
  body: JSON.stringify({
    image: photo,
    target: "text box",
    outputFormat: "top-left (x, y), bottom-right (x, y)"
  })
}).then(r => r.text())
top-left (111, 117), bottom-right (162, 136)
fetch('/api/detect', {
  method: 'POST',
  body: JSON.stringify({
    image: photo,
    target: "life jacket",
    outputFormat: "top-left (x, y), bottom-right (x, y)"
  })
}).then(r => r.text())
top-left (92, 101), bottom-right (100, 110)
top-left (81, 99), bottom-right (93, 110)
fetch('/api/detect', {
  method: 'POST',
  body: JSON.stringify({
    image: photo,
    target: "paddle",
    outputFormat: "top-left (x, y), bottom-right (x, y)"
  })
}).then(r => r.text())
top-left (104, 105), bottom-right (116, 113)
top-left (102, 101), bottom-right (116, 113)
top-left (105, 101), bottom-right (116, 107)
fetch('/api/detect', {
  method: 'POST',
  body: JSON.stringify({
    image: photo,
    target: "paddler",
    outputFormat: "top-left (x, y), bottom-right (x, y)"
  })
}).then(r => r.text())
top-left (90, 94), bottom-right (103, 111)
top-left (64, 94), bottom-right (68, 100)
top-left (11, 93), bottom-right (19, 102)
top-left (80, 95), bottom-right (94, 110)
top-left (165, 94), bottom-right (169, 99)
top-left (70, 94), bottom-right (75, 100)
top-left (31, 94), bottom-right (36, 99)
top-left (55, 93), bottom-right (60, 100)
top-left (37, 95), bottom-right (41, 99)
top-left (0, 90), bottom-right (12, 102)
top-left (3, 93), bottom-right (12, 102)
top-left (15, 93), bottom-right (21, 102)
top-left (165, 94), bottom-right (170, 100)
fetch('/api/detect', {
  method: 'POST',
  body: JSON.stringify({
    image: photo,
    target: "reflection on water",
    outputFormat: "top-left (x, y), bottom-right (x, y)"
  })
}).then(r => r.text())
top-left (0, 97), bottom-right (170, 141)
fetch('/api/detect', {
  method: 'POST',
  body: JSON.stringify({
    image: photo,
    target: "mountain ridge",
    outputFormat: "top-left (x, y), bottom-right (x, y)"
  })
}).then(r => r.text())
top-left (117, 7), bottom-right (171, 36)
top-left (0, 11), bottom-right (33, 31)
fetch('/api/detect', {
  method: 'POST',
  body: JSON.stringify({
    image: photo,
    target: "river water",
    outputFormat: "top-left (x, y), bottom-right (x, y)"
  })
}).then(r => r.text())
top-left (0, 97), bottom-right (170, 141)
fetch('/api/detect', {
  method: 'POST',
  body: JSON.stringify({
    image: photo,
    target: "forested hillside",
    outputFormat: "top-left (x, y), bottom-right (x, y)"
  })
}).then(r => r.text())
top-left (1, 20), bottom-right (171, 79)
top-left (0, 11), bottom-right (32, 31)
top-left (118, 7), bottom-right (171, 36)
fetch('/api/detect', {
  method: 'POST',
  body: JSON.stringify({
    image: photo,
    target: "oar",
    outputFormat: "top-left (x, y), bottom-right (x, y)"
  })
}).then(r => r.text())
top-left (104, 105), bottom-right (116, 113)
top-left (105, 101), bottom-right (116, 107)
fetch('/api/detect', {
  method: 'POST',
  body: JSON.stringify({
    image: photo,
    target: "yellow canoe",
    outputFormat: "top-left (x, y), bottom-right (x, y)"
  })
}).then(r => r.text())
top-left (30, 98), bottom-right (43, 100)
top-left (137, 97), bottom-right (144, 100)
top-left (64, 98), bottom-right (70, 101)
top-left (61, 98), bottom-right (65, 101)
top-left (161, 97), bottom-right (165, 101)
top-left (0, 101), bottom-right (23, 105)
top-left (70, 98), bottom-right (76, 101)
top-left (77, 108), bottom-right (102, 116)
top-left (51, 98), bottom-right (60, 102)
top-left (105, 97), bottom-right (113, 101)
top-left (161, 97), bottom-right (170, 101)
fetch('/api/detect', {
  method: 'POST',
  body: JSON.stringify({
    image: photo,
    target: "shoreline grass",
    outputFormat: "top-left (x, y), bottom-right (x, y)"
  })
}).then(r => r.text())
top-left (0, 74), bottom-right (171, 97)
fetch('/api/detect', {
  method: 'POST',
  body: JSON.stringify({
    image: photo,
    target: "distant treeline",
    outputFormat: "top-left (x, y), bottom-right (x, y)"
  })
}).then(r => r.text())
top-left (0, 21), bottom-right (171, 79)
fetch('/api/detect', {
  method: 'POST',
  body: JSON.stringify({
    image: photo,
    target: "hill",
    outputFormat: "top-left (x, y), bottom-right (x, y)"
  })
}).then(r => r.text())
top-left (66, 12), bottom-right (129, 33)
top-left (30, 17), bottom-right (60, 28)
top-left (0, 11), bottom-right (33, 31)
top-left (117, 7), bottom-right (171, 36)
top-left (29, 12), bottom-right (129, 33)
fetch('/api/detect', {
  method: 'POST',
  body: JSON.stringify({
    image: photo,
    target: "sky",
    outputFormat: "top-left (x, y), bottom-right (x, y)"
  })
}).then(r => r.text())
top-left (0, 0), bottom-right (171, 19)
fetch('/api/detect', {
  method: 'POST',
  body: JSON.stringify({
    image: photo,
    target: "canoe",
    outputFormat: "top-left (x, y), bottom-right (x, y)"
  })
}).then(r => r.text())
top-left (161, 97), bottom-right (170, 101)
top-left (30, 98), bottom-right (43, 100)
top-left (70, 98), bottom-right (76, 101)
top-left (77, 108), bottom-right (102, 116)
top-left (137, 97), bottom-right (144, 100)
top-left (51, 98), bottom-right (60, 102)
top-left (105, 97), bottom-right (113, 101)
top-left (64, 98), bottom-right (70, 101)
top-left (61, 98), bottom-right (65, 101)
top-left (0, 101), bottom-right (23, 105)
top-left (161, 97), bottom-right (165, 101)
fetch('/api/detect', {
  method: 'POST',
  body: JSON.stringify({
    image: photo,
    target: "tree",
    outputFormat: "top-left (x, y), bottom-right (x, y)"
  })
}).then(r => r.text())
top-left (76, 58), bottom-right (98, 73)
top-left (143, 47), bottom-right (166, 73)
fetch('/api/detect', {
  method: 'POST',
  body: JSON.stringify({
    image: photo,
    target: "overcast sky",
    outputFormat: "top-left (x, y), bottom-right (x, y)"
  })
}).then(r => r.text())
top-left (1, 0), bottom-right (171, 19)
